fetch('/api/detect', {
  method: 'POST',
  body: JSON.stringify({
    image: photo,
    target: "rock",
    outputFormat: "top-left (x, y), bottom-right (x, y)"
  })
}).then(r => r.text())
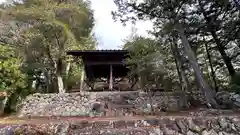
top-left (150, 128), bottom-right (164, 135)
top-left (218, 131), bottom-right (236, 135)
top-left (216, 91), bottom-right (233, 108)
top-left (13, 125), bottom-right (55, 135)
top-left (61, 111), bottom-right (71, 116)
top-left (91, 102), bottom-right (104, 112)
top-left (3, 127), bottom-right (14, 135)
top-left (163, 128), bottom-right (180, 135)
top-left (231, 118), bottom-right (240, 132)
top-left (230, 93), bottom-right (240, 107)
top-left (218, 117), bottom-right (228, 129)
top-left (55, 122), bottom-right (69, 135)
top-left (201, 129), bottom-right (218, 135)
top-left (176, 119), bottom-right (188, 133)
top-left (146, 119), bottom-right (159, 125)
top-left (187, 131), bottom-right (198, 135)
top-left (187, 118), bottom-right (202, 133)
top-left (216, 91), bottom-right (240, 109)
top-left (83, 98), bottom-right (88, 103)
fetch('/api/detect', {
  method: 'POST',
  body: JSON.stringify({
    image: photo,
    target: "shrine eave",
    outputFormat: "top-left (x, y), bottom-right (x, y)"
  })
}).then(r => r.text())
top-left (66, 49), bottom-right (129, 56)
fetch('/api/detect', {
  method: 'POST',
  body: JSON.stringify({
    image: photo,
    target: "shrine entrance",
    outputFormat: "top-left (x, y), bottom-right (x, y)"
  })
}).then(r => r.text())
top-left (67, 50), bottom-right (138, 91)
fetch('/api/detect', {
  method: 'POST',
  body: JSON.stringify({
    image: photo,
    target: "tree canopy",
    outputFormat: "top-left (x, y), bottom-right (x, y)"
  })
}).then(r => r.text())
top-left (114, 0), bottom-right (240, 107)
top-left (0, 0), bottom-right (97, 113)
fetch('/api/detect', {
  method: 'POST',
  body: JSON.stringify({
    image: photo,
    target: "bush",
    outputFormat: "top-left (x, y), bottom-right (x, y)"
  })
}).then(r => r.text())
top-left (0, 44), bottom-right (28, 113)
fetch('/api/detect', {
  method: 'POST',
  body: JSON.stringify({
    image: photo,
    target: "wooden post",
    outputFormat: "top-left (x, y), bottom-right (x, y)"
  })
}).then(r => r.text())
top-left (109, 65), bottom-right (113, 90)
top-left (80, 66), bottom-right (85, 91)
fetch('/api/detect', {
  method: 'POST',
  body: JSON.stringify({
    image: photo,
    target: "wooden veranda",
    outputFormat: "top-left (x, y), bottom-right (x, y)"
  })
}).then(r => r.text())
top-left (67, 50), bottom-right (137, 91)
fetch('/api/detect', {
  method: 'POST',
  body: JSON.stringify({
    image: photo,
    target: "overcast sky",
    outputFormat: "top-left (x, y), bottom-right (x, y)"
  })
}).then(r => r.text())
top-left (0, 0), bottom-right (153, 49)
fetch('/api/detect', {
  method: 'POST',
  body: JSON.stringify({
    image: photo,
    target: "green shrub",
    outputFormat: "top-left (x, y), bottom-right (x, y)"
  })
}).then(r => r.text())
top-left (0, 45), bottom-right (28, 113)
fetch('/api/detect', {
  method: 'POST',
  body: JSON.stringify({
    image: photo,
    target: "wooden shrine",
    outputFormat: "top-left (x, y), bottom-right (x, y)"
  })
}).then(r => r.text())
top-left (67, 50), bottom-right (137, 91)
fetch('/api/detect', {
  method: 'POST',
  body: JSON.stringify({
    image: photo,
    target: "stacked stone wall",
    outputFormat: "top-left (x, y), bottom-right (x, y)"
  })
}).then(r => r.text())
top-left (17, 91), bottom-right (203, 117)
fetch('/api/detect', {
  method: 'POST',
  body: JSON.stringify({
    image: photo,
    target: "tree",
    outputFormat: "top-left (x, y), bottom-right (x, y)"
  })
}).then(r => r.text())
top-left (0, 0), bottom-right (96, 93)
top-left (113, 0), bottom-right (221, 107)
top-left (124, 36), bottom-right (170, 90)
top-left (124, 35), bottom-right (189, 107)
top-left (196, 0), bottom-right (238, 77)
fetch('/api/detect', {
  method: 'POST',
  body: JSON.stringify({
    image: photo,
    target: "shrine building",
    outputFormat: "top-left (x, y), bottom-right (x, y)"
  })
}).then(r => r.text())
top-left (67, 50), bottom-right (137, 91)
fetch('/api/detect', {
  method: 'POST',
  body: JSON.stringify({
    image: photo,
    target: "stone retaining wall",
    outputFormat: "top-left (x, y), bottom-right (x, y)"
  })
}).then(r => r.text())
top-left (1, 116), bottom-right (240, 135)
top-left (17, 91), bottom-right (203, 117)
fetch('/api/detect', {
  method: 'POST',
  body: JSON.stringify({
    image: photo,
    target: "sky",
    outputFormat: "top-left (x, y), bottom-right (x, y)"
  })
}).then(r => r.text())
top-left (91, 0), bottom-right (153, 49)
top-left (0, 0), bottom-right (153, 49)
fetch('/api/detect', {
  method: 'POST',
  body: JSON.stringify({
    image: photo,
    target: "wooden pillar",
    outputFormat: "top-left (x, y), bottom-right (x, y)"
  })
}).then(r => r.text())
top-left (80, 66), bottom-right (85, 91)
top-left (109, 65), bottom-right (113, 90)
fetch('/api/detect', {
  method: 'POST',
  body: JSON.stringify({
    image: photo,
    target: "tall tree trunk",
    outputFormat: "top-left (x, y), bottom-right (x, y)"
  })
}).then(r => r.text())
top-left (66, 62), bottom-right (71, 77)
top-left (64, 62), bottom-right (71, 91)
top-left (44, 71), bottom-right (50, 93)
top-left (4, 93), bottom-right (15, 113)
top-left (54, 33), bottom-right (66, 93)
top-left (176, 22), bottom-right (219, 108)
top-left (204, 37), bottom-right (218, 92)
top-left (170, 37), bottom-right (189, 107)
top-left (55, 61), bottom-right (65, 93)
top-left (198, 0), bottom-right (236, 77)
top-left (32, 80), bottom-right (36, 89)
top-left (210, 30), bottom-right (235, 76)
top-left (0, 96), bottom-right (8, 115)
top-left (57, 73), bottom-right (65, 93)
top-left (48, 71), bottom-right (56, 93)
top-left (203, 55), bottom-right (212, 80)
